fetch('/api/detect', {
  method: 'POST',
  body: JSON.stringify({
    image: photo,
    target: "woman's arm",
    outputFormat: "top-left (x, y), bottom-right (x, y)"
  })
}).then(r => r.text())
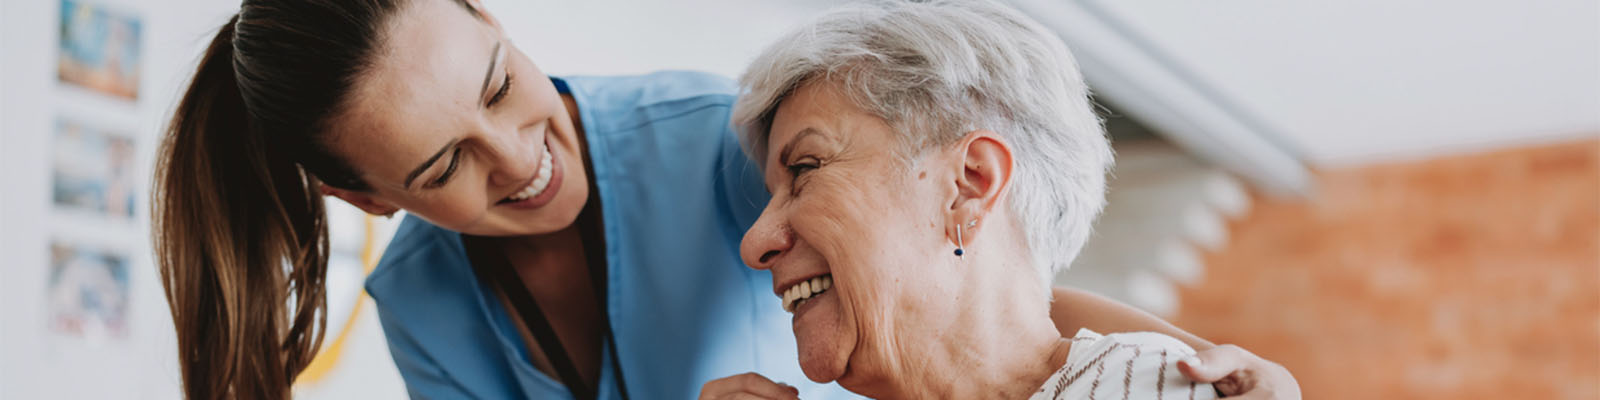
top-left (1052, 287), bottom-right (1302, 399)
top-left (1049, 286), bottom-right (1214, 349)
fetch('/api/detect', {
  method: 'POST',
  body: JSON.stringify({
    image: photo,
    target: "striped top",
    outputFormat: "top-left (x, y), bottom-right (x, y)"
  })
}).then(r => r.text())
top-left (1031, 329), bottom-right (1217, 400)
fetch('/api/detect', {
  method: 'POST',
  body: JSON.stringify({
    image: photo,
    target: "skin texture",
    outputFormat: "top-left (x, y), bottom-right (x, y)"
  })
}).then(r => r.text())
top-left (323, 0), bottom-right (589, 238)
top-left (736, 80), bottom-right (1072, 399)
top-left (1050, 287), bottom-right (1214, 349)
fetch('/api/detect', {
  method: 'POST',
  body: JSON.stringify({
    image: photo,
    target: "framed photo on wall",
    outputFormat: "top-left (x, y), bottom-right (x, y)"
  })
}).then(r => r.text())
top-left (46, 239), bottom-right (130, 342)
top-left (51, 117), bottom-right (138, 221)
top-left (57, 0), bottom-right (143, 101)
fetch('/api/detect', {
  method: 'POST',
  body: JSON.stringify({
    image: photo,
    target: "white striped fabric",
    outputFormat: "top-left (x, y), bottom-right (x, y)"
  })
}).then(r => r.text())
top-left (1030, 329), bottom-right (1218, 400)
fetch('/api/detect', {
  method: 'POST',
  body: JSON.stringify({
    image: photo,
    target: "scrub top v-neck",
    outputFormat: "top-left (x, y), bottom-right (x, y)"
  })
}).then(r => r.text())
top-left (364, 71), bottom-right (858, 399)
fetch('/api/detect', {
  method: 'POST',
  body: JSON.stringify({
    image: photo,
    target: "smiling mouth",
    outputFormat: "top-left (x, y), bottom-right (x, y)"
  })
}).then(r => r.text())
top-left (497, 141), bottom-right (554, 204)
top-left (781, 274), bottom-right (833, 313)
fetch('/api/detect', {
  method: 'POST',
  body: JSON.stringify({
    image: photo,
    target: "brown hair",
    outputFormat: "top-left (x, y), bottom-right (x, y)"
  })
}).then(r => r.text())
top-left (152, 0), bottom-right (472, 397)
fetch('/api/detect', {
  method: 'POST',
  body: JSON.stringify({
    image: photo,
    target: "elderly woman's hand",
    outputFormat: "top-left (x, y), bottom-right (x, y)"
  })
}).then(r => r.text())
top-left (1178, 345), bottom-right (1302, 399)
top-left (699, 372), bottom-right (802, 400)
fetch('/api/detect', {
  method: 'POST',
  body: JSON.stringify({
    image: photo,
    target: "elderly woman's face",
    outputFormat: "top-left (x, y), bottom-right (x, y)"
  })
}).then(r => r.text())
top-left (741, 81), bottom-right (964, 386)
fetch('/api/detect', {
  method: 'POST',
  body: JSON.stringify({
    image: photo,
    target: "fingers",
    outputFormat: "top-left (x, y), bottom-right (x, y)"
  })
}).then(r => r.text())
top-left (1234, 359), bottom-right (1301, 400)
top-left (1178, 344), bottom-right (1252, 383)
top-left (1178, 344), bottom-right (1302, 400)
top-left (1224, 389), bottom-right (1278, 400)
top-left (699, 372), bottom-right (801, 400)
top-left (1220, 376), bottom-right (1297, 400)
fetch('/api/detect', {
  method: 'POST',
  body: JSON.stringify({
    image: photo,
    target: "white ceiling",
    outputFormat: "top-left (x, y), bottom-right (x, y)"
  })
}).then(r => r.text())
top-left (490, 0), bottom-right (1598, 170)
top-left (484, 0), bottom-right (838, 79)
top-left (484, 0), bottom-right (1598, 167)
top-left (1086, 0), bottom-right (1600, 165)
top-left (123, 0), bottom-right (1598, 170)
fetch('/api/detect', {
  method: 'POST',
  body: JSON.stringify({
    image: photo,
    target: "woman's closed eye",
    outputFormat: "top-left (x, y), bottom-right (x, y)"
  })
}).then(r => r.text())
top-left (487, 71), bottom-right (513, 107)
top-left (787, 157), bottom-right (819, 175)
top-left (425, 147), bottom-right (464, 188)
top-left (786, 156), bottom-right (820, 194)
top-left (425, 69), bottom-right (509, 189)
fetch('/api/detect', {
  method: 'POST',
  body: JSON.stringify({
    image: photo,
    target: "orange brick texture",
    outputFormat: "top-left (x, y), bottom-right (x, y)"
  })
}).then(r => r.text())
top-left (1172, 139), bottom-right (1600, 399)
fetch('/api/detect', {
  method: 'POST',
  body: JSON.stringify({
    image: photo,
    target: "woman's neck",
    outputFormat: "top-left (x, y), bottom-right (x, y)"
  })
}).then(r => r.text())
top-left (493, 221), bottom-right (606, 388)
top-left (873, 270), bottom-right (1073, 399)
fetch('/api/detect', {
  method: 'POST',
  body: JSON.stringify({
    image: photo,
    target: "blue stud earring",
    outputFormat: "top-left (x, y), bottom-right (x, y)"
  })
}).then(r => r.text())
top-left (954, 220), bottom-right (975, 257)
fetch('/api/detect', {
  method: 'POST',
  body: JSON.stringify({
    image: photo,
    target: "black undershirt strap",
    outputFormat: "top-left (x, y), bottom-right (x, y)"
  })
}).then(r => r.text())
top-left (463, 236), bottom-right (596, 399)
top-left (576, 199), bottom-right (631, 400)
top-left (464, 76), bottom-right (630, 399)
top-left (460, 150), bottom-right (629, 400)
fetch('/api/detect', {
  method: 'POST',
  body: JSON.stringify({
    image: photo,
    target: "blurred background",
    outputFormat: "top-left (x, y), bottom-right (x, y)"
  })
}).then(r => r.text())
top-left (1, 0), bottom-right (1595, 398)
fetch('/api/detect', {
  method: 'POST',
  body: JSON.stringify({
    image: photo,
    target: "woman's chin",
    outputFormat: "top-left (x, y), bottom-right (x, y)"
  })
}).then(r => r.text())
top-left (797, 346), bottom-right (843, 383)
top-left (793, 290), bottom-right (849, 383)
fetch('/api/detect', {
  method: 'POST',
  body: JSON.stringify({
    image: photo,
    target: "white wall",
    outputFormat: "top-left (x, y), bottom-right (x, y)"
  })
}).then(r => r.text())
top-left (3, 0), bottom-right (234, 398)
top-left (1089, 0), bottom-right (1600, 165)
top-left (487, 0), bottom-right (840, 78)
top-left (0, 1), bottom-right (836, 399)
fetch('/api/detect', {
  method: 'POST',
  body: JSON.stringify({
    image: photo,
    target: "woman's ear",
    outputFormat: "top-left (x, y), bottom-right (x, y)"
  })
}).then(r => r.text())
top-left (322, 185), bottom-right (400, 217)
top-left (948, 130), bottom-right (1015, 229)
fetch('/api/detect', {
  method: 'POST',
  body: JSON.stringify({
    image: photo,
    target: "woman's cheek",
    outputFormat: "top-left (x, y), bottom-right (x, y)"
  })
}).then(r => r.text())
top-left (429, 196), bottom-right (488, 229)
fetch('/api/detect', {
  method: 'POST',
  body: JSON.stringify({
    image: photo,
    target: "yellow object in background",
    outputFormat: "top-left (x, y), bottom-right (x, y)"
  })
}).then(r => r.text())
top-left (298, 215), bottom-right (380, 383)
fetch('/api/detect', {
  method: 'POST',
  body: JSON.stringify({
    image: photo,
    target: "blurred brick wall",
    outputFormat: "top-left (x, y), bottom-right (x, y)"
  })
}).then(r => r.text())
top-left (1172, 139), bottom-right (1600, 399)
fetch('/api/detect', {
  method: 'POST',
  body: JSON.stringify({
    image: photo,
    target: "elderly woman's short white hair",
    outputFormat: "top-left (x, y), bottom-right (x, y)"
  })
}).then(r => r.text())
top-left (733, 0), bottom-right (1112, 291)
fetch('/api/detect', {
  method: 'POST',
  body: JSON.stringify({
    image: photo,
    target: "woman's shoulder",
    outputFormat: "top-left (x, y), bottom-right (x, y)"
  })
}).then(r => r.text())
top-left (365, 214), bottom-right (466, 296)
top-left (560, 70), bottom-right (739, 132)
top-left (1031, 329), bottom-right (1218, 400)
top-left (1068, 329), bottom-right (1198, 356)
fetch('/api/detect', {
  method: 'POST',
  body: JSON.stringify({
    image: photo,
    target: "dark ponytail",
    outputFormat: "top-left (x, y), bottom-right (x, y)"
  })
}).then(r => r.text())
top-left (155, 1), bottom-right (483, 397)
top-left (153, 15), bottom-right (329, 399)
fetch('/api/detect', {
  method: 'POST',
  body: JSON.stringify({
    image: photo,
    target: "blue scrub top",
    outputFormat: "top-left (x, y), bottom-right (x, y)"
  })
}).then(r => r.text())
top-left (365, 71), bottom-right (857, 399)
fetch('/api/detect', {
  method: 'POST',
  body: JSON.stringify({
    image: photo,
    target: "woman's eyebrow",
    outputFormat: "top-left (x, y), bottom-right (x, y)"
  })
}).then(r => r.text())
top-left (478, 40), bottom-right (503, 104)
top-left (404, 138), bottom-right (462, 189)
top-left (765, 127), bottom-right (822, 193)
top-left (778, 128), bottom-right (821, 167)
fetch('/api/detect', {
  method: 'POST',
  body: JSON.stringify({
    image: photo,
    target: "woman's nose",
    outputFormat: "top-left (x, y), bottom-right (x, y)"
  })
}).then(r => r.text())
top-left (740, 206), bottom-right (793, 271)
top-left (483, 126), bottom-right (536, 187)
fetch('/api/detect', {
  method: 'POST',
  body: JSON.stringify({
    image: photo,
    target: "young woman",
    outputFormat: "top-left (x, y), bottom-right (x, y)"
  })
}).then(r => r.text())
top-left (152, 0), bottom-right (1292, 398)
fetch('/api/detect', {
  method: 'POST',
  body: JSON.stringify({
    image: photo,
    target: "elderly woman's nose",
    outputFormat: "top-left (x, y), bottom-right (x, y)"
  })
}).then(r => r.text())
top-left (740, 211), bottom-right (793, 270)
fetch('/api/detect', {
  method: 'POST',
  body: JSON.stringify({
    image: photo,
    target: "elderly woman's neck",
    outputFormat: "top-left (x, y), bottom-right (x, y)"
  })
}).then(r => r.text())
top-left (873, 270), bottom-right (1072, 399)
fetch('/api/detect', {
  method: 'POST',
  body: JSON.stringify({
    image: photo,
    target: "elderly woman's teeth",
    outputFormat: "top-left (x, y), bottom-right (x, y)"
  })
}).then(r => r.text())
top-left (505, 147), bottom-right (554, 202)
top-left (783, 275), bottom-right (833, 313)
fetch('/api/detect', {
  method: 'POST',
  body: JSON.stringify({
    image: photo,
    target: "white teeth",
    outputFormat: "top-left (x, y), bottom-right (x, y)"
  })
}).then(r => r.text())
top-left (781, 275), bottom-right (833, 313)
top-left (505, 146), bottom-right (554, 202)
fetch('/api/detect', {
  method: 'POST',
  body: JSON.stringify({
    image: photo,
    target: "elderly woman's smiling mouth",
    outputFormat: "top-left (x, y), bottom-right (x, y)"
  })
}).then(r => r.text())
top-left (777, 273), bottom-right (834, 314)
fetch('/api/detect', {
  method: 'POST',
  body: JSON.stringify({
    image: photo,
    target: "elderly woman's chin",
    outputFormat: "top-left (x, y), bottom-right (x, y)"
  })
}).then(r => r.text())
top-left (791, 288), bottom-right (852, 383)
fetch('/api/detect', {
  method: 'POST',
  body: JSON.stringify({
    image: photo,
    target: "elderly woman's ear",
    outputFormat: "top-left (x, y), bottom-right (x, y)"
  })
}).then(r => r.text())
top-left (945, 130), bottom-right (1016, 231)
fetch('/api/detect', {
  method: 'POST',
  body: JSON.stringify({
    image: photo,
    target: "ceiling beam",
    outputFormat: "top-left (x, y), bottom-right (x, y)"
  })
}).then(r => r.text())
top-left (1007, 0), bottom-right (1313, 196)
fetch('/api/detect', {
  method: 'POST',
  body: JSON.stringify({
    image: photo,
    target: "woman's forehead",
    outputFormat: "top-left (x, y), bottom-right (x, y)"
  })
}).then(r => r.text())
top-left (767, 84), bottom-right (847, 150)
top-left (330, 1), bottom-right (499, 188)
top-left (356, 2), bottom-right (497, 120)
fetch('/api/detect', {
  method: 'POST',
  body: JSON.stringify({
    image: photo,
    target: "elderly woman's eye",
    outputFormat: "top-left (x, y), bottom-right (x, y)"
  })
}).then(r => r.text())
top-left (786, 159), bottom-right (819, 177)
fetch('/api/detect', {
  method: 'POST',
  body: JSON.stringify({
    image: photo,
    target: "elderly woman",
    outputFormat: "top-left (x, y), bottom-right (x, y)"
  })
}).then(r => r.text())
top-left (700, 1), bottom-right (1299, 399)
